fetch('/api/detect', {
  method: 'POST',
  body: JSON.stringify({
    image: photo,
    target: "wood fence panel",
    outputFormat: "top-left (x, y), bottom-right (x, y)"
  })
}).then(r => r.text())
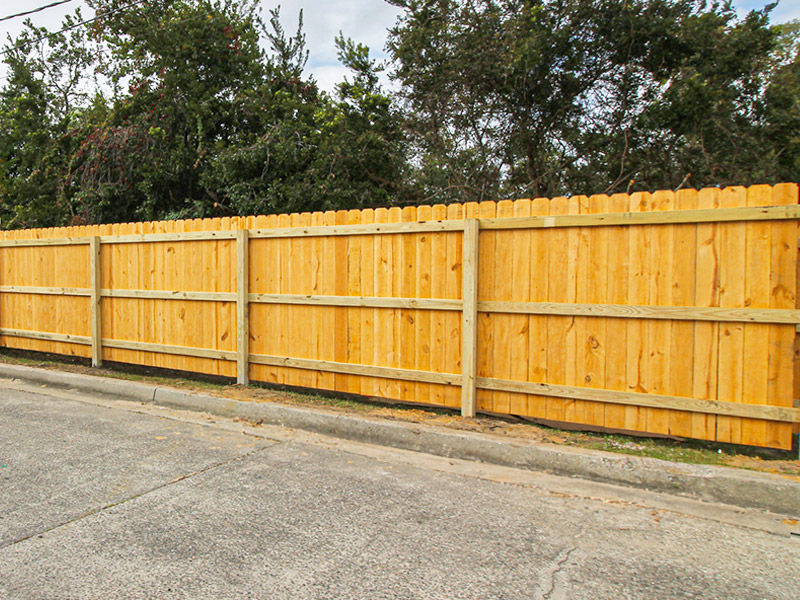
top-left (0, 229), bottom-right (90, 358)
top-left (1, 183), bottom-right (797, 448)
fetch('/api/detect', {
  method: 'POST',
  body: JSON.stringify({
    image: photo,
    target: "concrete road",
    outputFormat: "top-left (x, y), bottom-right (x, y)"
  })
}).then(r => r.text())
top-left (0, 382), bottom-right (797, 600)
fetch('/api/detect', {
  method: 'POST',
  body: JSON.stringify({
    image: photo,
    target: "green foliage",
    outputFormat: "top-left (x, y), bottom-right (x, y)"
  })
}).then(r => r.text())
top-left (0, 11), bottom-right (98, 227)
top-left (0, 1), bottom-right (407, 226)
top-left (203, 12), bottom-right (409, 215)
top-left (387, 0), bottom-right (800, 199)
top-left (0, 0), bottom-right (797, 227)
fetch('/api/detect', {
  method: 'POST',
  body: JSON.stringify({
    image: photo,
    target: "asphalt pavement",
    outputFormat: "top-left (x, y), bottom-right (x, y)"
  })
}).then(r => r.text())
top-left (1, 382), bottom-right (798, 600)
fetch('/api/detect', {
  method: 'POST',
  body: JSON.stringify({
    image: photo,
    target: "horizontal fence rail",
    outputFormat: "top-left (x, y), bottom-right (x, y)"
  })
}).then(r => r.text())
top-left (1, 184), bottom-right (798, 449)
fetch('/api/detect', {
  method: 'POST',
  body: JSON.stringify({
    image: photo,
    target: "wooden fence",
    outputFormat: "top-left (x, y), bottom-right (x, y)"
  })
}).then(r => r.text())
top-left (1, 183), bottom-right (799, 449)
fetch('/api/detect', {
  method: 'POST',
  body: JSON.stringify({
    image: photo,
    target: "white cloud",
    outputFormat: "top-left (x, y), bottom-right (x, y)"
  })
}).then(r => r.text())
top-left (265, 0), bottom-right (401, 83)
top-left (309, 63), bottom-right (348, 93)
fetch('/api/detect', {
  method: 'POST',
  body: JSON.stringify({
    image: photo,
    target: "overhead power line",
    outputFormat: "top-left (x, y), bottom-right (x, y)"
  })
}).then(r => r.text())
top-left (0, 0), bottom-right (78, 23)
top-left (0, 0), bottom-right (150, 57)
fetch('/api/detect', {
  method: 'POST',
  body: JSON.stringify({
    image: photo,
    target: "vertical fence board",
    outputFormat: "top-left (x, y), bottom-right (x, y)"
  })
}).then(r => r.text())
top-left (399, 206), bottom-right (417, 401)
top-left (767, 183), bottom-right (797, 449)
top-left (525, 197), bottom-right (549, 419)
top-left (646, 190), bottom-right (675, 436)
top-left (604, 193), bottom-right (630, 431)
top-left (573, 196), bottom-right (592, 426)
top-left (200, 218), bottom-right (216, 374)
top-left (717, 187), bottom-right (748, 443)
top-left (372, 207), bottom-right (392, 399)
top-left (563, 196), bottom-right (582, 425)
top-left (430, 204), bottom-right (448, 406)
top-left (476, 201), bottom-right (496, 412)
top-left (359, 209), bottom-right (376, 397)
top-left (692, 188), bottom-right (720, 440)
top-left (626, 193), bottom-right (650, 433)
top-left (509, 199), bottom-right (532, 416)
top-left (492, 200), bottom-right (514, 414)
top-left (415, 205), bottom-right (432, 405)
top-left (545, 197), bottom-right (570, 423)
top-left (741, 186), bottom-right (772, 447)
top-left (308, 211), bottom-right (324, 390)
top-left (586, 194), bottom-right (609, 428)
top-left (445, 202), bottom-right (464, 409)
top-left (237, 228), bottom-right (250, 385)
top-left (346, 209), bottom-right (363, 395)
top-left (669, 189), bottom-right (698, 439)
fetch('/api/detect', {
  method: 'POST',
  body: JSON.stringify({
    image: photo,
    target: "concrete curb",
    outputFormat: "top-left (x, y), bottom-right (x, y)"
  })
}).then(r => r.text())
top-left (2, 362), bottom-right (798, 515)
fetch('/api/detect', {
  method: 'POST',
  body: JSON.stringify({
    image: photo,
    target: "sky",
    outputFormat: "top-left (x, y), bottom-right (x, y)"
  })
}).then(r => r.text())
top-left (0, 0), bottom-right (798, 91)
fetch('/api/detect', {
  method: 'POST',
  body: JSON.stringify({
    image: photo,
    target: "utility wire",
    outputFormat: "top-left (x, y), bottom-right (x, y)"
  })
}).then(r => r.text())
top-left (0, 0), bottom-right (150, 57)
top-left (0, 0), bottom-right (78, 23)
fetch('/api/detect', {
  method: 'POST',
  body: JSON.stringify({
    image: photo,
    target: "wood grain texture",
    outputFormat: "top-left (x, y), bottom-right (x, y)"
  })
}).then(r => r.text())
top-left (480, 205), bottom-right (800, 230)
top-left (476, 301), bottom-right (800, 323)
top-left (475, 201), bottom-right (494, 413)
top-left (645, 190), bottom-right (674, 436)
top-left (1, 183), bottom-right (797, 448)
top-left (668, 189), bottom-right (698, 438)
top-left (461, 218), bottom-right (480, 417)
top-left (603, 193), bottom-right (630, 431)
top-left (90, 237), bottom-right (102, 367)
top-left (236, 228), bottom-right (250, 384)
top-left (717, 187), bottom-right (748, 443)
top-left (766, 183), bottom-right (797, 449)
top-left (476, 377), bottom-right (800, 423)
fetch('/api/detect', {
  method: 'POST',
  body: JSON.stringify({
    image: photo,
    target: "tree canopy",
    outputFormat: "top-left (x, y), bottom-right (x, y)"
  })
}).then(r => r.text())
top-left (0, 0), bottom-right (797, 227)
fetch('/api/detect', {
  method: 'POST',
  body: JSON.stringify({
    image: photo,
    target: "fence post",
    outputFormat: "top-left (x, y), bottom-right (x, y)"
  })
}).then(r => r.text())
top-left (236, 228), bottom-right (250, 385)
top-left (90, 237), bottom-right (102, 367)
top-left (461, 218), bottom-right (480, 417)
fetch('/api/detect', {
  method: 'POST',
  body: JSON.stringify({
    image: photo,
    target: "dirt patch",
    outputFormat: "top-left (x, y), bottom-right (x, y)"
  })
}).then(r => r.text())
top-left (2, 351), bottom-right (797, 478)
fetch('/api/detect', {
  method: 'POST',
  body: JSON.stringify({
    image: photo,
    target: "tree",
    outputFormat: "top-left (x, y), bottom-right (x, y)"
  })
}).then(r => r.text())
top-left (0, 1), bottom-right (410, 226)
top-left (65, 0), bottom-right (268, 222)
top-left (0, 12), bottom-right (98, 227)
top-left (387, 0), bottom-right (799, 200)
top-left (204, 11), bottom-right (409, 215)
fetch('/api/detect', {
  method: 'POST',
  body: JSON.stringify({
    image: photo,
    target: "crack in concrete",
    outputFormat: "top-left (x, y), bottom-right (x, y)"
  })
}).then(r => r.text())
top-left (536, 546), bottom-right (578, 600)
top-left (0, 444), bottom-right (275, 551)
